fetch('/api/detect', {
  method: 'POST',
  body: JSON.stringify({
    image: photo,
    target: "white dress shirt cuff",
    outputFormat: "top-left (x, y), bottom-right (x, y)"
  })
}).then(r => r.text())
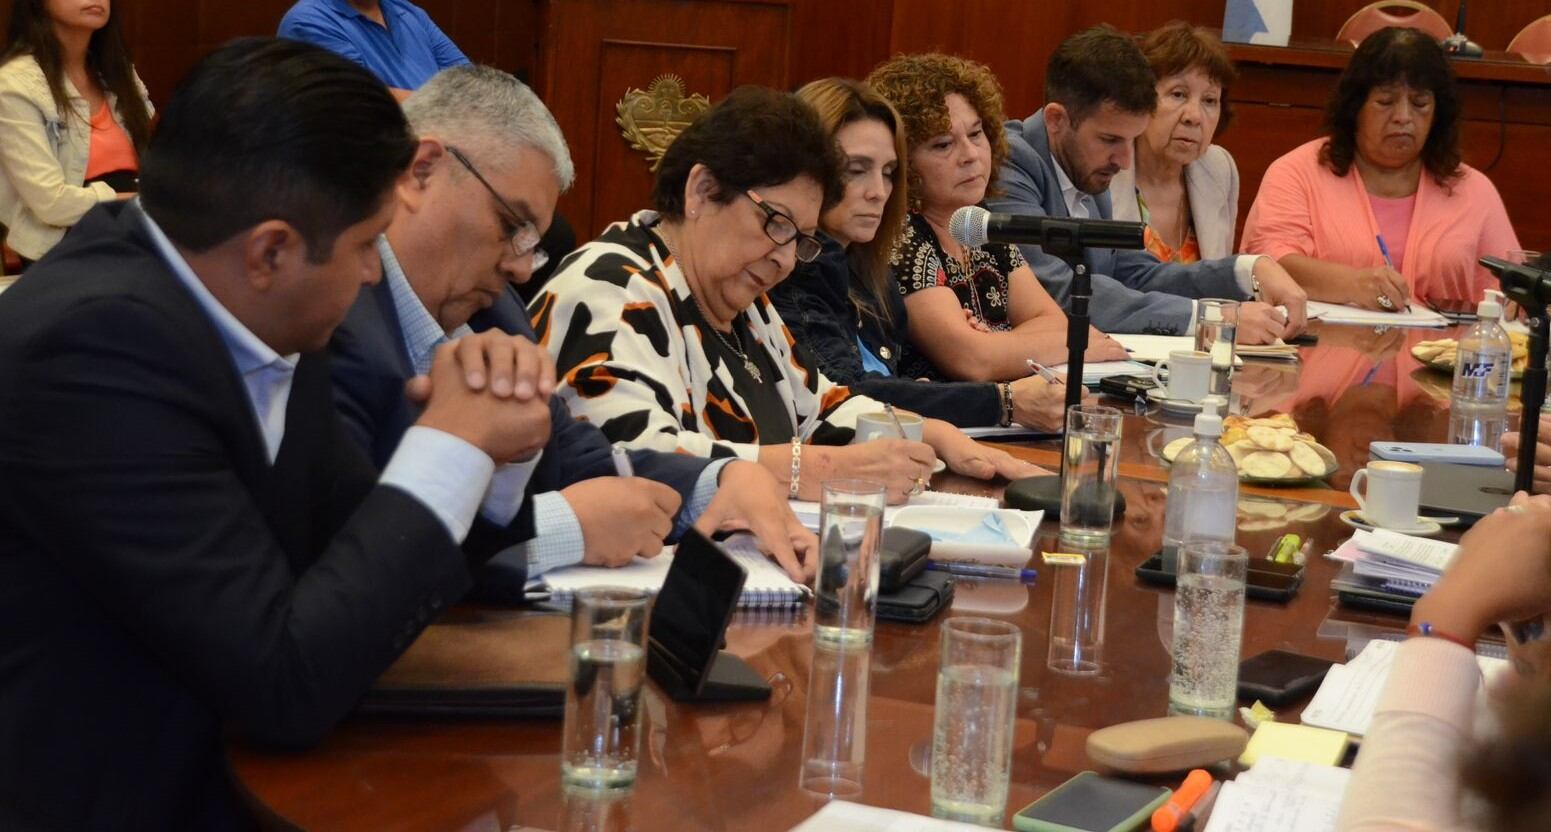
top-left (1233, 254), bottom-right (1265, 298)
top-left (677, 458), bottom-right (734, 536)
top-left (379, 425), bottom-right (495, 543)
top-left (480, 451), bottom-right (544, 526)
top-left (1185, 300), bottom-right (1201, 337)
top-left (494, 491), bottom-right (586, 578)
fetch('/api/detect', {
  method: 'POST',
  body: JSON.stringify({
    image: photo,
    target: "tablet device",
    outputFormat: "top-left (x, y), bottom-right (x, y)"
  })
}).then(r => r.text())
top-left (1012, 771), bottom-right (1171, 832)
top-left (647, 529), bottom-right (747, 697)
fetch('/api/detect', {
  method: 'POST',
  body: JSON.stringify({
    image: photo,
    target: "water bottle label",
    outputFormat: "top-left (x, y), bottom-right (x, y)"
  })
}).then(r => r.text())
top-left (1459, 361), bottom-right (1496, 379)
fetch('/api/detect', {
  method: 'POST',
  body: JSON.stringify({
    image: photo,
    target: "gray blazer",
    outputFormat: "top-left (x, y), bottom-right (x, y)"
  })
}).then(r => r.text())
top-left (989, 108), bottom-right (1248, 335)
top-left (1107, 143), bottom-right (1241, 261)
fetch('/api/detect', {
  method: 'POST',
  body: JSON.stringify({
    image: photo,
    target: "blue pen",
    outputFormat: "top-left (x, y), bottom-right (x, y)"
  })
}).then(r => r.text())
top-left (1376, 234), bottom-right (1396, 269)
top-left (926, 560), bottom-right (1038, 584)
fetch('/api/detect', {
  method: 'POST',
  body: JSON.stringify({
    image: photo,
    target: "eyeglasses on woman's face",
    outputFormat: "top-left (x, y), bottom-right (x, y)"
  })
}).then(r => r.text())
top-left (744, 189), bottom-right (822, 263)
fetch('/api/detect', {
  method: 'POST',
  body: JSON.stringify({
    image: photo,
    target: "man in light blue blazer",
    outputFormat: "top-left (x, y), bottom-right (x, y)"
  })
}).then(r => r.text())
top-left (989, 26), bottom-right (1306, 340)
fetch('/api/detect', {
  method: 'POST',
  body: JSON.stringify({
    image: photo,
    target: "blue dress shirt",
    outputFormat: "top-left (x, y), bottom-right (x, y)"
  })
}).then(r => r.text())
top-left (278, 0), bottom-right (469, 91)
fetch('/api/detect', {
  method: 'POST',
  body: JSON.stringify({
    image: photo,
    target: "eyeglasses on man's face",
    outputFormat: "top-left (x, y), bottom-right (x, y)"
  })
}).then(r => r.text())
top-left (446, 145), bottom-right (548, 269)
top-left (744, 189), bottom-right (822, 263)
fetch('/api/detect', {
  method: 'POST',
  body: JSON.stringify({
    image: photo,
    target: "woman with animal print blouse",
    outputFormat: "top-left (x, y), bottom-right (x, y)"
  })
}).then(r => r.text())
top-left (531, 86), bottom-right (1045, 503)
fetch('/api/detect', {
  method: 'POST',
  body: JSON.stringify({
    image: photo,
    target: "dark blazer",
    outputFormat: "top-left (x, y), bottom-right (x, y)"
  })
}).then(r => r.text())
top-left (327, 277), bottom-right (710, 551)
top-left (769, 235), bottom-right (1004, 426)
top-left (0, 203), bottom-right (527, 831)
top-left (990, 108), bottom-right (1250, 335)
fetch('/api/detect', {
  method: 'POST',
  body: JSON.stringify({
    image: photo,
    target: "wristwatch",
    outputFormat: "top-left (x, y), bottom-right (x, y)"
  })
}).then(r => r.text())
top-left (1249, 271), bottom-right (1263, 301)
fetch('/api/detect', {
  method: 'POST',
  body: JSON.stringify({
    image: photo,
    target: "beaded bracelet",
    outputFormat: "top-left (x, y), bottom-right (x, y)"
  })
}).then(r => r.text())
top-left (998, 382), bottom-right (1014, 427)
top-left (789, 438), bottom-right (802, 499)
top-left (1407, 621), bottom-right (1477, 651)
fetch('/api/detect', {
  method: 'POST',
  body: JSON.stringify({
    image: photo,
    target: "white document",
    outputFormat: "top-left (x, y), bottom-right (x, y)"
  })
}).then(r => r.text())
top-left (1305, 300), bottom-right (1448, 328)
top-left (789, 801), bottom-right (990, 831)
top-left (1301, 639), bottom-right (1508, 736)
top-left (1111, 333), bottom-right (1247, 367)
top-left (1355, 529), bottom-right (1458, 573)
top-left (1202, 756), bottom-right (1350, 832)
top-left (789, 490), bottom-right (999, 530)
top-left (536, 534), bottom-right (809, 608)
top-left (1050, 359), bottom-right (1154, 385)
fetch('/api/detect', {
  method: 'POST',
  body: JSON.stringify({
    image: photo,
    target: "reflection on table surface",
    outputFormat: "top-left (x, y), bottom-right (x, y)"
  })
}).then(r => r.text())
top-left (230, 322), bottom-right (1477, 832)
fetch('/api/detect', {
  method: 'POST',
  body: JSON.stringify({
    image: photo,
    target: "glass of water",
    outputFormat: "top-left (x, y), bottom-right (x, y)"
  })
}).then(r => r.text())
top-left (561, 587), bottom-right (652, 791)
top-left (1060, 405), bottom-right (1123, 544)
top-left (1168, 541), bottom-right (1248, 719)
top-left (799, 639), bottom-right (872, 798)
top-left (1195, 298), bottom-right (1240, 399)
top-left (931, 617), bottom-right (1021, 826)
top-left (1047, 544), bottom-right (1110, 676)
top-left (814, 480), bottom-right (886, 647)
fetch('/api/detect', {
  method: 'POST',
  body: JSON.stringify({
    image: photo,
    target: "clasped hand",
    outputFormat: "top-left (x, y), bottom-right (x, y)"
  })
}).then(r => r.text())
top-left (411, 331), bottom-right (556, 464)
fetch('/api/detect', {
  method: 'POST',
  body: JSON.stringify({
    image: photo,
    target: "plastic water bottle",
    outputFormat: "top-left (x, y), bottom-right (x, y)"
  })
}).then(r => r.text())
top-left (1162, 397), bottom-right (1239, 564)
top-left (1449, 291), bottom-right (1512, 450)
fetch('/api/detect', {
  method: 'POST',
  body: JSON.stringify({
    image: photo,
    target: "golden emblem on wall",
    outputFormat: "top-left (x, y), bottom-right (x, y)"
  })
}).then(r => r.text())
top-left (616, 74), bottom-right (710, 172)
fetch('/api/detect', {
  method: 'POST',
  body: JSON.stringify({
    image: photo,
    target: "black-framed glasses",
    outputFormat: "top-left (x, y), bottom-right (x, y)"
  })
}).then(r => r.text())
top-left (446, 145), bottom-right (548, 269)
top-left (744, 190), bottom-right (822, 263)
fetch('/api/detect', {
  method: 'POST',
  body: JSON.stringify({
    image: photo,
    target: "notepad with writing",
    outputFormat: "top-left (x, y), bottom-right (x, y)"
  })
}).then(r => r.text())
top-left (1300, 638), bottom-right (1508, 737)
top-left (536, 534), bottom-right (809, 608)
top-left (1203, 757), bottom-right (1351, 832)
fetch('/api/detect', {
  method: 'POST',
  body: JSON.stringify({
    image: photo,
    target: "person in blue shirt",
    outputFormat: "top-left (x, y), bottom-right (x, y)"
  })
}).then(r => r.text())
top-left (278, 0), bottom-right (468, 97)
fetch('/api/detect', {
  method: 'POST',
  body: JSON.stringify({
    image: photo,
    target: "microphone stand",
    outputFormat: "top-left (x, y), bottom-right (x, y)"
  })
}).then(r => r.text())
top-left (1514, 303), bottom-right (1548, 494)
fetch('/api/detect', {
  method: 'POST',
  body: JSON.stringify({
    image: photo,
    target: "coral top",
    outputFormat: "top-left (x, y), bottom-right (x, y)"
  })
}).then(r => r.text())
top-left (84, 101), bottom-right (137, 181)
top-left (1241, 138), bottom-right (1519, 305)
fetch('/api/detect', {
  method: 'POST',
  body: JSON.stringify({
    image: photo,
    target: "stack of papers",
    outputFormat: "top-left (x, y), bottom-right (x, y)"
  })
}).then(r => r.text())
top-left (1111, 333), bottom-right (1250, 366)
top-left (788, 490), bottom-right (998, 530)
top-left (1328, 529), bottom-right (1457, 597)
top-left (1203, 757), bottom-right (1352, 832)
top-left (1236, 339), bottom-right (1300, 361)
top-left (1301, 639), bottom-right (1507, 736)
top-left (1050, 359), bottom-right (1154, 385)
top-left (1306, 300), bottom-right (1447, 328)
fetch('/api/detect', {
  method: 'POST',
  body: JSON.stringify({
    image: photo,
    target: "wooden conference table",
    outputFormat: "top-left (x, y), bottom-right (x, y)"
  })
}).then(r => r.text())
top-left (230, 322), bottom-right (1500, 831)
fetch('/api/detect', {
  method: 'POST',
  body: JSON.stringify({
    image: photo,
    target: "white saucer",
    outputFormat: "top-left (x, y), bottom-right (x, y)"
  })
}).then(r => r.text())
top-left (1146, 387), bottom-right (1206, 415)
top-left (1339, 510), bottom-right (1444, 537)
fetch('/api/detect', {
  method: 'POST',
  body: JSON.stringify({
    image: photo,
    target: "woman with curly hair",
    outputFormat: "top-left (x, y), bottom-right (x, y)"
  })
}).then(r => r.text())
top-left (867, 53), bottom-right (1126, 383)
top-left (1242, 27), bottom-right (1519, 310)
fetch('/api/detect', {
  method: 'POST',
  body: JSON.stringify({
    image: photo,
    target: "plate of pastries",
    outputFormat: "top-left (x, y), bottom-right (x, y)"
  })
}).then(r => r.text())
top-left (1161, 413), bottom-right (1338, 485)
top-left (1411, 333), bottom-right (1530, 379)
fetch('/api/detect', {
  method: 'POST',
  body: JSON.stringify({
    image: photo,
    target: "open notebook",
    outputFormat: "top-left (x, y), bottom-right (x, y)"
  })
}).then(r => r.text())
top-left (788, 489), bottom-right (999, 530)
top-left (533, 534), bottom-right (810, 608)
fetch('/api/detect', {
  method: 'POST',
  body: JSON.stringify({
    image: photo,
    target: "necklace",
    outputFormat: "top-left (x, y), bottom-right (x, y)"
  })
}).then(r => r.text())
top-left (658, 224), bottom-right (764, 383)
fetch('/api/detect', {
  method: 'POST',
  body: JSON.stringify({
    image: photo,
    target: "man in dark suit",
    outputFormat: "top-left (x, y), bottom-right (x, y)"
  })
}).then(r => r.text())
top-left (328, 66), bottom-right (815, 583)
top-left (0, 40), bottom-right (559, 830)
top-left (990, 25), bottom-right (1308, 339)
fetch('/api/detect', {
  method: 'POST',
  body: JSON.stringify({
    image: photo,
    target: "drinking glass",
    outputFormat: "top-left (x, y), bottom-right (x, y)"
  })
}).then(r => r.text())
top-left (814, 480), bottom-right (885, 646)
top-left (799, 640), bottom-right (872, 798)
top-left (930, 617), bottom-right (1022, 826)
top-left (1168, 542), bottom-right (1248, 719)
top-left (1047, 544), bottom-right (1110, 676)
top-left (1060, 405), bottom-right (1123, 543)
top-left (561, 588), bottom-right (652, 791)
top-left (1195, 298), bottom-right (1240, 399)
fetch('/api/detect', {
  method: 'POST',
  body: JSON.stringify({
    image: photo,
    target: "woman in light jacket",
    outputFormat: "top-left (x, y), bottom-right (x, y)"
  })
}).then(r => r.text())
top-left (0, 0), bottom-right (152, 267)
top-left (1107, 21), bottom-right (1240, 263)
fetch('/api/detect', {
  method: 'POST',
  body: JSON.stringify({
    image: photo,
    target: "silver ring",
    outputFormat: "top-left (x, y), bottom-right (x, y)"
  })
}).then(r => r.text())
top-left (1376, 295), bottom-right (1396, 311)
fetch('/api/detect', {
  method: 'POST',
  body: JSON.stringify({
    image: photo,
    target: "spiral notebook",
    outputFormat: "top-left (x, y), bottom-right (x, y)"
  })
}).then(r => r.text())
top-left (533, 534), bottom-right (810, 608)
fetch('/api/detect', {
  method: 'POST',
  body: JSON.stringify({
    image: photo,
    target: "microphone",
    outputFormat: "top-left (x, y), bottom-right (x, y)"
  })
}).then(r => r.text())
top-left (1442, 0), bottom-right (1483, 58)
top-left (1481, 256), bottom-right (1551, 306)
top-left (949, 205), bottom-right (1146, 253)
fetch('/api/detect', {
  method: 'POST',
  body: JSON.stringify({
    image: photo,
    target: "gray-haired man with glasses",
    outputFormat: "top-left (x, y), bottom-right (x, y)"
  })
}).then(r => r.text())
top-left (327, 65), bottom-right (816, 589)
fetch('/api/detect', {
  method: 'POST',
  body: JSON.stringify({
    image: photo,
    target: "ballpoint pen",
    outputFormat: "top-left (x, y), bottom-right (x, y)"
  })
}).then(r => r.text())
top-left (611, 445), bottom-right (634, 478)
top-left (883, 401), bottom-right (909, 438)
top-left (925, 560), bottom-right (1038, 584)
top-left (1375, 235), bottom-right (1400, 311)
top-left (1025, 359), bottom-right (1064, 385)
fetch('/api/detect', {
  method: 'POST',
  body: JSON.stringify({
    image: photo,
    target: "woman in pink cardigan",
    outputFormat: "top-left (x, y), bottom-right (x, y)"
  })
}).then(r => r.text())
top-left (1242, 28), bottom-right (1519, 311)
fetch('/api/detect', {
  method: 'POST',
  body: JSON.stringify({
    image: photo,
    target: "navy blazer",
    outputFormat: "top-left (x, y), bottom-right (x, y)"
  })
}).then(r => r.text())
top-left (327, 278), bottom-right (710, 554)
top-left (990, 108), bottom-right (1250, 335)
top-left (0, 203), bottom-right (529, 830)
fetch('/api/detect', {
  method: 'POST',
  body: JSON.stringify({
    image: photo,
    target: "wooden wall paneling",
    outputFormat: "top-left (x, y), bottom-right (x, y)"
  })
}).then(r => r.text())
top-left (786, 0), bottom-right (893, 85)
top-left (538, 0), bottom-right (793, 239)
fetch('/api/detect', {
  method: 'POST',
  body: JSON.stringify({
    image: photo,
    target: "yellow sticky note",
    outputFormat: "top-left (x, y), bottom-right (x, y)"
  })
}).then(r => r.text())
top-left (1238, 721), bottom-right (1350, 767)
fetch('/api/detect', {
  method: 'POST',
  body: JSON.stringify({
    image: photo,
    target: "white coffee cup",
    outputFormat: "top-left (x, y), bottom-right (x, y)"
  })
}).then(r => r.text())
top-left (1151, 350), bottom-right (1212, 402)
top-left (854, 411), bottom-right (924, 444)
top-left (1349, 460), bottom-right (1424, 529)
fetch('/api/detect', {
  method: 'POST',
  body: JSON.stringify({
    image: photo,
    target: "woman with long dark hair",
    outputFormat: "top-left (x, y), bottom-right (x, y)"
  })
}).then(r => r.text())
top-left (0, 0), bottom-right (152, 266)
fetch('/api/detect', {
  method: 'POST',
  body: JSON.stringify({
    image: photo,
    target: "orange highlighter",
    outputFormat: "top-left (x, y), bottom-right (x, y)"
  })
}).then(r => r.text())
top-left (1151, 769), bottom-right (1214, 832)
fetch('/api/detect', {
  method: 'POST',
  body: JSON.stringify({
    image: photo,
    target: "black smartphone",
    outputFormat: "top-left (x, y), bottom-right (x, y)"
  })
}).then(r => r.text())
top-left (1237, 649), bottom-right (1335, 705)
top-left (1135, 553), bottom-right (1303, 602)
top-left (1013, 771), bottom-right (1171, 832)
top-left (1098, 373), bottom-right (1158, 401)
top-left (1426, 298), bottom-right (1480, 324)
top-left (647, 530), bottom-right (747, 697)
